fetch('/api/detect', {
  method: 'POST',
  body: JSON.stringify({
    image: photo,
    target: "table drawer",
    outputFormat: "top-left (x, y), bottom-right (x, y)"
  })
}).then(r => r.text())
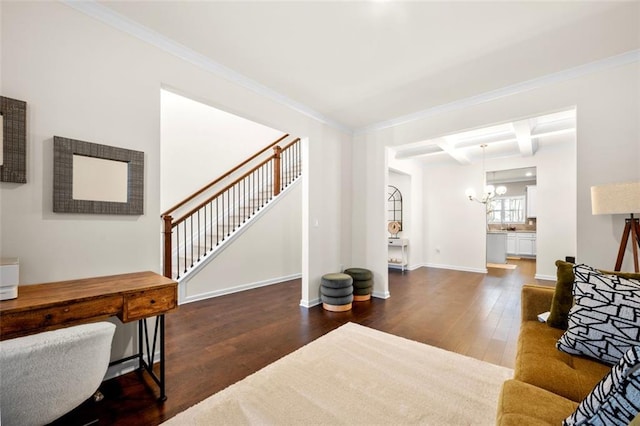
top-left (0, 296), bottom-right (122, 340)
top-left (123, 287), bottom-right (177, 322)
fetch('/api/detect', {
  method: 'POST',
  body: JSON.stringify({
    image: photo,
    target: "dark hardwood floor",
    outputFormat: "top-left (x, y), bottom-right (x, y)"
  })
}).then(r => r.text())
top-left (53, 259), bottom-right (553, 426)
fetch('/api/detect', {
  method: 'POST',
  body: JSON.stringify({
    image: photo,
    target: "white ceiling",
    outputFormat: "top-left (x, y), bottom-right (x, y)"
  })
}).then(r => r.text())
top-left (88, 1), bottom-right (638, 132)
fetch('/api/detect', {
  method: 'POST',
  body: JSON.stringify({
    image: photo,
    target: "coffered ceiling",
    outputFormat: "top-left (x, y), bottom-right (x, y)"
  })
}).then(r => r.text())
top-left (391, 108), bottom-right (576, 165)
top-left (74, 1), bottom-right (639, 134)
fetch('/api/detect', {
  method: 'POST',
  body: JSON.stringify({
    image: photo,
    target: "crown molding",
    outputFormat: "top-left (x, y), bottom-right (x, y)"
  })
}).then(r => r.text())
top-left (61, 0), bottom-right (352, 134)
top-left (356, 49), bottom-right (640, 135)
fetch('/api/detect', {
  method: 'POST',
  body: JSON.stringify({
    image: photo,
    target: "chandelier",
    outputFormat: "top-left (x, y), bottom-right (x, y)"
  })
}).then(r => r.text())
top-left (465, 144), bottom-right (506, 204)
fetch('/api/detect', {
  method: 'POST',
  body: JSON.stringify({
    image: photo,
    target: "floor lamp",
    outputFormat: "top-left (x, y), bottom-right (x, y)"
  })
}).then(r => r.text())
top-left (591, 181), bottom-right (640, 272)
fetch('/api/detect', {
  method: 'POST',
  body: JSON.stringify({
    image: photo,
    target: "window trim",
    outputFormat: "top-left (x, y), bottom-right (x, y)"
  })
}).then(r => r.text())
top-left (488, 195), bottom-right (526, 224)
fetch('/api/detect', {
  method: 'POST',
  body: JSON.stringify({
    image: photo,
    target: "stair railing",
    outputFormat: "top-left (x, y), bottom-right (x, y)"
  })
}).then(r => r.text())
top-left (161, 135), bottom-right (301, 280)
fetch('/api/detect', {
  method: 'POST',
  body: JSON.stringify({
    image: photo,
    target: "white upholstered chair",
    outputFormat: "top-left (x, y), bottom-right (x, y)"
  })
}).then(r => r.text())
top-left (0, 321), bottom-right (116, 426)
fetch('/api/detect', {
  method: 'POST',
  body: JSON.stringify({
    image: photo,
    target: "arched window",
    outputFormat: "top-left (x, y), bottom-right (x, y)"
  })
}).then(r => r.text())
top-left (387, 185), bottom-right (403, 231)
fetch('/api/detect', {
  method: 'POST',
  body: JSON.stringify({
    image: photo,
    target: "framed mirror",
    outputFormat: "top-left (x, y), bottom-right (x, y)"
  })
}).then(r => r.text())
top-left (53, 136), bottom-right (144, 215)
top-left (387, 185), bottom-right (403, 232)
top-left (1, 96), bottom-right (27, 183)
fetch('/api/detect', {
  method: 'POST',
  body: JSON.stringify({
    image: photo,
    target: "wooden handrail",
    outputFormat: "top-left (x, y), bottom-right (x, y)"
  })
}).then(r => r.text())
top-left (172, 155), bottom-right (273, 226)
top-left (281, 137), bottom-right (300, 151)
top-left (161, 133), bottom-right (289, 218)
top-left (170, 138), bottom-right (301, 227)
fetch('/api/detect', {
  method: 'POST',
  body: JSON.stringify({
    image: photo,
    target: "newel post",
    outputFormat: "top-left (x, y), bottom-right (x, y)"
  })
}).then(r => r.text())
top-left (273, 145), bottom-right (282, 196)
top-left (162, 215), bottom-right (173, 279)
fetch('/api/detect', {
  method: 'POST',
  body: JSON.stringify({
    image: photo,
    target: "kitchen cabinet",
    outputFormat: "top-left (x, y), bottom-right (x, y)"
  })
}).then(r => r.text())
top-left (526, 185), bottom-right (537, 218)
top-left (506, 234), bottom-right (516, 254)
top-left (517, 233), bottom-right (536, 256)
top-left (487, 233), bottom-right (507, 264)
top-left (507, 232), bottom-right (536, 257)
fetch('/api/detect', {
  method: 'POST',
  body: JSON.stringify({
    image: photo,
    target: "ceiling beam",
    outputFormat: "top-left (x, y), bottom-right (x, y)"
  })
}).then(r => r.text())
top-left (531, 117), bottom-right (576, 138)
top-left (513, 120), bottom-right (536, 157)
top-left (438, 138), bottom-right (471, 165)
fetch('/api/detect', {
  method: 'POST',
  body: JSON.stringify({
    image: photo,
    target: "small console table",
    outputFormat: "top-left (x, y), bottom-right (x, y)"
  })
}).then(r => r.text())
top-left (0, 271), bottom-right (178, 401)
top-left (388, 238), bottom-right (409, 272)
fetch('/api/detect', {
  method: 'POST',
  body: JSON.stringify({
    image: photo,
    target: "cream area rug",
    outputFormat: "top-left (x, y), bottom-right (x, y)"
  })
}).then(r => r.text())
top-left (162, 322), bottom-right (513, 425)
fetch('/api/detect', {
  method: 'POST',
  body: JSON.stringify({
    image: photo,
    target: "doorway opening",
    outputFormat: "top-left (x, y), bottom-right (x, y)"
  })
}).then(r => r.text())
top-left (388, 107), bottom-right (576, 279)
top-left (486, 167), bottom-right (537, 271)
top-left (160, 88), bottom-right (302, 304)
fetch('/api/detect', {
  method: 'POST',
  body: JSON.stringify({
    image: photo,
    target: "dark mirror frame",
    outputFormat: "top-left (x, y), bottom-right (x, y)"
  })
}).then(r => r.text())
top-left (387, 185), bottom-right (403, 231)
top-left (1, 96), bottom-right (27, 183)
top-left (53, 136), bottom-right (144, 215)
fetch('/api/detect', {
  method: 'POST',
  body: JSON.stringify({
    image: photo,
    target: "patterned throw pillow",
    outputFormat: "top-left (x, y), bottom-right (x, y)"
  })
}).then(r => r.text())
top-left (564, 346), bottom-right (640, 426)
top-left (586, 365), bottom-right (640, 426)
top-left (556, 264), bottom-right (640, 365)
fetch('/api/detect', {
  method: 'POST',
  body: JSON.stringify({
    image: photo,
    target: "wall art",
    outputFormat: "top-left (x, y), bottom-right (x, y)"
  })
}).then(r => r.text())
top-left (1, 96), bottom-right (27, 183)
top-left (53, 136), bottom-right (144, 215)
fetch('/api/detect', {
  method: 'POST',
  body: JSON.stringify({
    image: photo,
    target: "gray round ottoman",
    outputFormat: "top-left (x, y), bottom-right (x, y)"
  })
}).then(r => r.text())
top-left (321, 273), bottom-right (353, 312)
top-left (343, 268), bottom-right (373, 301)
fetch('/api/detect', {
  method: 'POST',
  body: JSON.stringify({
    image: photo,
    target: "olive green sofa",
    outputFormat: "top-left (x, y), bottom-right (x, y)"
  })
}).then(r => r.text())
top-left (496, 284), bottom-right (612, 425)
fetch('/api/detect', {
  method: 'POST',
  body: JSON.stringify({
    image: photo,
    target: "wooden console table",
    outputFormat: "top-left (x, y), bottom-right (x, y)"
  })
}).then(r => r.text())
top-left (0, 271), bottom-right (178, 400)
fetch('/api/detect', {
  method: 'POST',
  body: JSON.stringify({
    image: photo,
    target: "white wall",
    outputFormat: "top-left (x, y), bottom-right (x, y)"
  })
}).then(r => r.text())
top-left (353, 61), bottom-right (639, 293)
top-left (351, 132), bottom-right (389, 298)
top-left (534, 138), bottom-right (577, 278)
top-left (302, 127), bottom-right (353, 306)
top-left (492, 180), bottom-right (537, 198)
top-left (1, 3), bottom-right (162, 284)
top-left (160, 89), bottom-right (283, 211)
top-left (422, 161), bottom-right (488, 273)
top-left (180, 182), bottom-right (302, 302)
top-left (0, 2), bottom-right (350, 359)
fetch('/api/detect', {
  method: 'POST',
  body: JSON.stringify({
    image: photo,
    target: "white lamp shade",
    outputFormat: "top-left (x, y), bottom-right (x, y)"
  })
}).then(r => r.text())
top-left (465, 188), bottom-right (476, 199)
top-left (591, 181), bottom-right (640, 215)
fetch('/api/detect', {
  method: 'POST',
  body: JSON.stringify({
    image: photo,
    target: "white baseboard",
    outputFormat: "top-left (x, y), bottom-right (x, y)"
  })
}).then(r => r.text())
top-left (300, 297), bottom-right (321, 308)
top-left (535, 274), bottom-right (556, 281)
top-left (105, 350), bottom-right (160, 381)
top-left (175, 179), bottom-right (301, 293)
top-left (105, 358), bottom-right (140, 381)
top-left (388, 263), bottom-right (420, 271)
top-left (181, 273), bottom-right (302, 305)
top-left (387, 264), bottom-right (406, 270)
top-left (372, 290), bottom-right (390, 299)
top-left (423, 263), bottom-right (488, 274)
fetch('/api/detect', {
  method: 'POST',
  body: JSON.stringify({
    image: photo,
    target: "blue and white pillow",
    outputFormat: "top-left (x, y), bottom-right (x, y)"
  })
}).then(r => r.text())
top-left (557, 264), bottom-right (640, 365)
top-left (587, 366), bottom-right (640, 425)
top-left (563, 346), bottom-right (640, 426)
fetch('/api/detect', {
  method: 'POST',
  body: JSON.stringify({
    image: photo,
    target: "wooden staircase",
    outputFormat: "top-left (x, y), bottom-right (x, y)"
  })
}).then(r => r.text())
top-left (161, 134), bottom-right (301, 280)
